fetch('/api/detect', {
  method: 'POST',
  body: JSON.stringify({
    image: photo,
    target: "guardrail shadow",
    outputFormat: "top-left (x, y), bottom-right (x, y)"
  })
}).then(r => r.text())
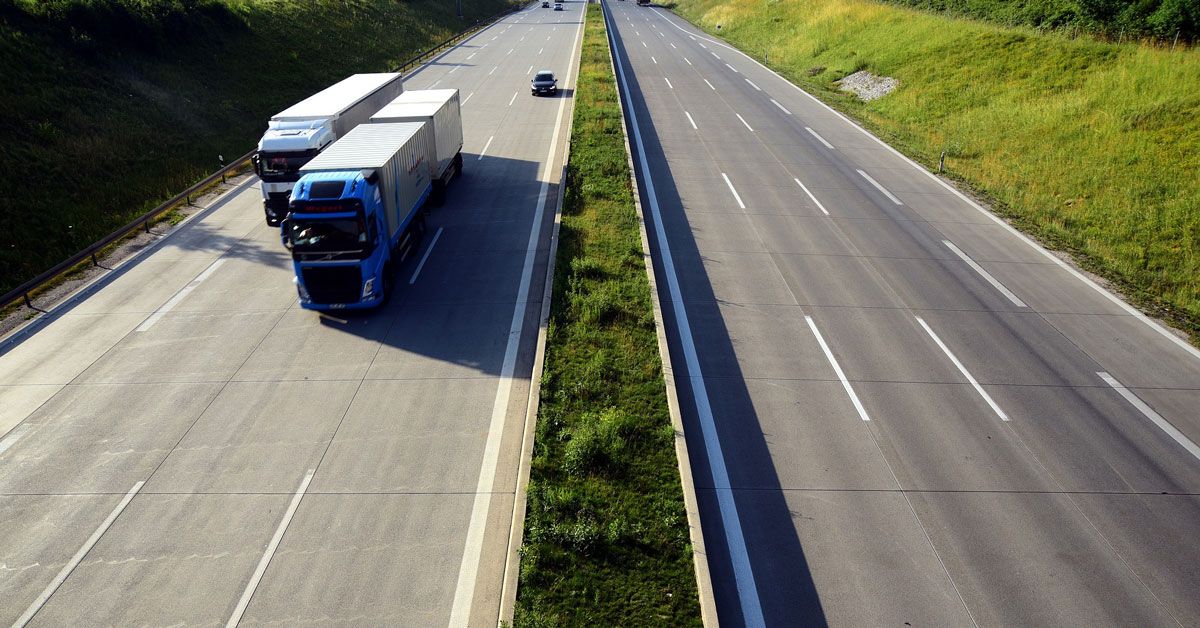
top-left (608, 12), bottom-right (829, 627)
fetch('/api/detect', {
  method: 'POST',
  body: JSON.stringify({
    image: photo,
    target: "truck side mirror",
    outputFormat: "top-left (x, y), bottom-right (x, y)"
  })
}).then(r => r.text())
top-left (251, 153), bottom-right (262, 176)
top-left (280, 218), bottom-right (293, 249)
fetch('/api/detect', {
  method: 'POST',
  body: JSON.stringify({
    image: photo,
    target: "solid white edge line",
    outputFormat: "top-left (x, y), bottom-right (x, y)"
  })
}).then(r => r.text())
top-left (746, 78), bottom-right (761, 91)
top-left (409, 227), bottom-right (445, 284)
top-left (805, 316), bottom-right (871, 421)
top-left (478, 135), bottom-right (495, 161)
top-left (771, 98), bottom-right (791, 115)
top-left (447, 8), bottom-right (583, 626)
top-left (607, 6), bottom-right (766, 626)
top-left (915, 316), bottom-right (1009, 421)
top-left (0, 424), bottom-right (29, 456)
top-left (228, 471), bottom-right (315, 627)
top-left (804, 126), bottom-right (834, 150)
top-left (794, 178), bottom-right (830, 216)
top-left (14, 481), bottom-right (144, 628)
top-left (721, 173), bottom-right (746, 209)
top-left (857, 169), bottom-right (903, 205)
top-left (736, 113), bottom-right (754, 132)
top-left (1099, 372), bottom-right (1200, 462)
top-left (685, 111), bottom-right (698, 130)
top-left (656, 6), bottom-right (1200, 364)
top-left (943, 240), bottom-right (1027, 307)
top-left (135, 258), bottom-right (226, 332)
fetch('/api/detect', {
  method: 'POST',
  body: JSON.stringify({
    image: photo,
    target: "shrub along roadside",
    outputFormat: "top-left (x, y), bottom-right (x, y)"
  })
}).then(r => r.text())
top-left (669, 0), bottom-right (1200, 344)
top-left (514, 4), bottom-right (701, 626)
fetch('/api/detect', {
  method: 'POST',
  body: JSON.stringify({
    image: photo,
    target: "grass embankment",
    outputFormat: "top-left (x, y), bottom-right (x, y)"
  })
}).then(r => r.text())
top-left (877, 0), bottom-right (1198, 41)
top-left (670, 0), bottom-right (1200, 342)
top-left (0, 0), bottom-right (517, 297)
top-left (515, 4), bottom-right (701, 626)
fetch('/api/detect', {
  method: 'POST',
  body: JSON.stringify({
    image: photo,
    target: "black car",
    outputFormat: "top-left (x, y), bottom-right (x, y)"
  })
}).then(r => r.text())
top-left (541, 1), bottom-right (549, 6)
top-left (531, 70), bottom-right (558, 96)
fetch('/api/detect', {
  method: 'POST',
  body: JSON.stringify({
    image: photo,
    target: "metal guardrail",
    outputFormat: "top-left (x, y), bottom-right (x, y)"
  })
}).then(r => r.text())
top-left (1, 2), bottom-right (526, 314)
top-left (0, 149), bottom-right (257, 312)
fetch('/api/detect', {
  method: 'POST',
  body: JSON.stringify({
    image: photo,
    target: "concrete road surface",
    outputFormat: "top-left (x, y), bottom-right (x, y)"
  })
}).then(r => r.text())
top-left (0, 2), bottom-right (583, 625)
top-left (604, 0), bottom-right (1200, 625)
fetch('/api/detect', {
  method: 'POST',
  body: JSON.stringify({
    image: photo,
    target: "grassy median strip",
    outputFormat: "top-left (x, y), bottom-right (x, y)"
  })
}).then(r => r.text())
top-left (668, 0), bottom-right (1200, 343)
top-left (514, 4), bottom-right (701, 626)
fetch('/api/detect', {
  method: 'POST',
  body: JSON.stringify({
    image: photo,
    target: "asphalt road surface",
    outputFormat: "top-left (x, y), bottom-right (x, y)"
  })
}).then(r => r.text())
top-left (604, 0), bottom-right (1200, 625)
top-left (0, 2), bottom-right (582, 625)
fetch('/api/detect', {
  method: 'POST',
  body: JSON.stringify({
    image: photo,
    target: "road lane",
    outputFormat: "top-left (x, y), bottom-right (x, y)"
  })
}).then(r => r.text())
top-left (0, 3), bottom-right (584, 625)
top-left (607, 0), bottom-right (1200, 624)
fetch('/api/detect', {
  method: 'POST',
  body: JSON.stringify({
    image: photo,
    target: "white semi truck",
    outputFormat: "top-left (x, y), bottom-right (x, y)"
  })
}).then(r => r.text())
top-left (370, 89), bottom-right (464, 206)
top-left (253, 73), bottom-right (404, 226)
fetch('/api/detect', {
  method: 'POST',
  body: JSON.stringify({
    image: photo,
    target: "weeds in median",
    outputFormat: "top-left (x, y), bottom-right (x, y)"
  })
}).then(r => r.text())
top-left (515, 4), bottom-right (702, 626)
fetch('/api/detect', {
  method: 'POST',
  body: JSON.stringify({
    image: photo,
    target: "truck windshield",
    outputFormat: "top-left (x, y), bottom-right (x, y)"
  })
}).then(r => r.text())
top-left (288, 218), bottom-right (367, 254)
top-left (258, 150), bottom-right (317, 181)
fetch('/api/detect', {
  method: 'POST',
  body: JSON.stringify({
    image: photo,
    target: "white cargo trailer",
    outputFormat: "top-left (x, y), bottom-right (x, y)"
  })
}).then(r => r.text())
top-left (371, 89), bottom-right (464, 206)
top-left (254, 73), bottom-right (404, 225)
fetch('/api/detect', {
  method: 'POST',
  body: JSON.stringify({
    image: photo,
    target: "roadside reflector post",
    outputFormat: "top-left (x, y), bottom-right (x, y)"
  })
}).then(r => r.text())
top-left (23, 293), bottom-right (32, 309)
top-left (939, 151), bottom-right (946, 173)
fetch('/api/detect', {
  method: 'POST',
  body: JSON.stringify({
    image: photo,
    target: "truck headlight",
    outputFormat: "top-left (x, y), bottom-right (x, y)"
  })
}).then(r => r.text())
top-left (294, 276), bottom-right (310, 300)
top-left (362, 277), bottom-right (376, 299)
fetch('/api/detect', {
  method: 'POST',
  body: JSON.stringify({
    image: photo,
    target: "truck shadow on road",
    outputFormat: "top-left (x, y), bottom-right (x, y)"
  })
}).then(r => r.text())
top-left (609, 21), bottom-right (830, 627)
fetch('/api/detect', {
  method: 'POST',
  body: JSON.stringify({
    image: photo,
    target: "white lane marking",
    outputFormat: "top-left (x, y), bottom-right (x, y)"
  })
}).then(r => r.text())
top-left (858, 169), bottom-right (904, 205)
top-left (527, 65), bottom-right (533, 75)
top-left (409, 228), bottom-right (445, 285)
top-left (462, 92), bottom-right (474, 106)
top-left (683, 56), bottom-right (692, 65)
top-left (491, 35), bottom-right (498, 41)
top-left (745, 78), bottom-right (761, 91)
top-left (712, 51), bottom-right (720, 59)
top-left (136, 258), bottom-right (226, 332)
top-left (699, 42), bottom-right (707, 48)
top-left (721, 173), bottom-right (746, 209)
top-left (805, 126), bottom-right (834, 149)
top-left (725, 63), bottom-right (739, 73)
top-left (770, 98), bottom-right (791, 115)
top-left (431, 79), bottom-right (443, 88)
top-left (916, 317), bottom-right (1009, 421)
top-left (636, 30), bottom-right (641, 35)
top-left (478, 136), bottom-right (494, 160)
top-left (507, 48), bottom-right (514, 55)
top-left (448, 10), bottom-right (583, 626)
top-left (449, 66), bottom-right (459, 74)
top-left (606, 9), bottom-right (765, 624)
top-left (664, 77), bottom-right (674, 89)
top-left (685, 111), bottom-right (698, 130)
top-left (943, 240), bottom-right (1027, 307)
top-left (806, 317), bottom-right (871, 421)
top-left (539, 47), bottom-right (544, 54)
top-left (703, 78), bottom-right (715, 90)
top-left (642, 41), bottom-right (648, 48)
top-left (670, 42), bottom-right (677, 49)
top-left (652, 56), bottom-right (658, 64)
top-left (690, 34), bottom-right (696, 40)
top-left (14, 482), bottom-right (144, 628)
top-left (467, 52), bottom-right (477, 60)
top-left (520, 36), bottom-right (525, 41)
top-left (489, 66), bottom-right (497, 75)
top-left (227, 470), bottom-right (314, 627)
top-left (0, 425), bottom-right (28, 456)
top-left (1099, 372), bottom-right (1200, 462)
top-left (794, 178), bottom-right (830, 216)
top-left (736, 113), bottom-right (754, 132)
top-left (508, 91), bottom-right (519, 106)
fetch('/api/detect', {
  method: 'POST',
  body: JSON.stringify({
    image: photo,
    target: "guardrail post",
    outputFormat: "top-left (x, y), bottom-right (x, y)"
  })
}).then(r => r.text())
top-left (23, 293), bottom-right (32, 309)
top-left (91, 252), bottom-right (99, 266)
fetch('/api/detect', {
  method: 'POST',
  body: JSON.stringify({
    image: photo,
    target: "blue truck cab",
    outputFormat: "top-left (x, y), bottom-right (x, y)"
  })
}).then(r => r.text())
top-left (282, 122), bottom-right (434, 310)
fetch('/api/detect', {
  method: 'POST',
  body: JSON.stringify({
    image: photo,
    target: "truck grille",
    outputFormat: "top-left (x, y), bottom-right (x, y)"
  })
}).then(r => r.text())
top-left (301, 265), bottom-right (361, 305)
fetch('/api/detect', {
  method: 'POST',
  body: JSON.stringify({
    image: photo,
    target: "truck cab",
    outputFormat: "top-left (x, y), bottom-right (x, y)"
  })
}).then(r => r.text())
top-left (284, 172), bottom-right (406, 309)
top-left (254, 120), bottom-right (335, 225)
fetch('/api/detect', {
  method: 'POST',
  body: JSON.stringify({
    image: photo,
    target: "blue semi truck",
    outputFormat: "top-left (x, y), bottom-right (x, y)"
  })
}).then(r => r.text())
top-left (283, 122), bottom-right (434, 310)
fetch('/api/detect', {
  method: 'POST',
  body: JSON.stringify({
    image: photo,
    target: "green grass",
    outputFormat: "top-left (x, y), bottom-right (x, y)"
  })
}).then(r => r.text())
top-left (670, 0), bottom-right (1200, 343)
top-left (0, 0), bottom-right (519, 297)
top-left (514, 5), bottom-right (702, 626)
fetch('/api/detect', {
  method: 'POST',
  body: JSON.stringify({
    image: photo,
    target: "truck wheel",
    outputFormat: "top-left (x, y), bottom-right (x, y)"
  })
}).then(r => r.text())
top-left (454, 152), bottom-right (464, 177)
top-left (432, 180), bottom-right (446, 207)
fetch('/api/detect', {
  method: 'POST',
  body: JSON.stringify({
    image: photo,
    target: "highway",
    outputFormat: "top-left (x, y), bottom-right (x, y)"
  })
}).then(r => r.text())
top-left (604, 0), bottom-right (1200, 626)
top-left (0, 2), bottom-right (582, 625)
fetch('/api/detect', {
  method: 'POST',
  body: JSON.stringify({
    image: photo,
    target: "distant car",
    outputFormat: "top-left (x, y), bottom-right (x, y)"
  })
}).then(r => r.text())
top-left (542, 1), bottom-right (549, 6)
top-left (554, 2), bottom-right (564, 9)
top-left (531, 70), bottom-right (558, 96)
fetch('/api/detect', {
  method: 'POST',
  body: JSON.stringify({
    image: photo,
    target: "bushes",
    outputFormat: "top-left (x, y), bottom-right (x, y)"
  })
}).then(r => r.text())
top-left (879, 0), bottom-right (1200, 40)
